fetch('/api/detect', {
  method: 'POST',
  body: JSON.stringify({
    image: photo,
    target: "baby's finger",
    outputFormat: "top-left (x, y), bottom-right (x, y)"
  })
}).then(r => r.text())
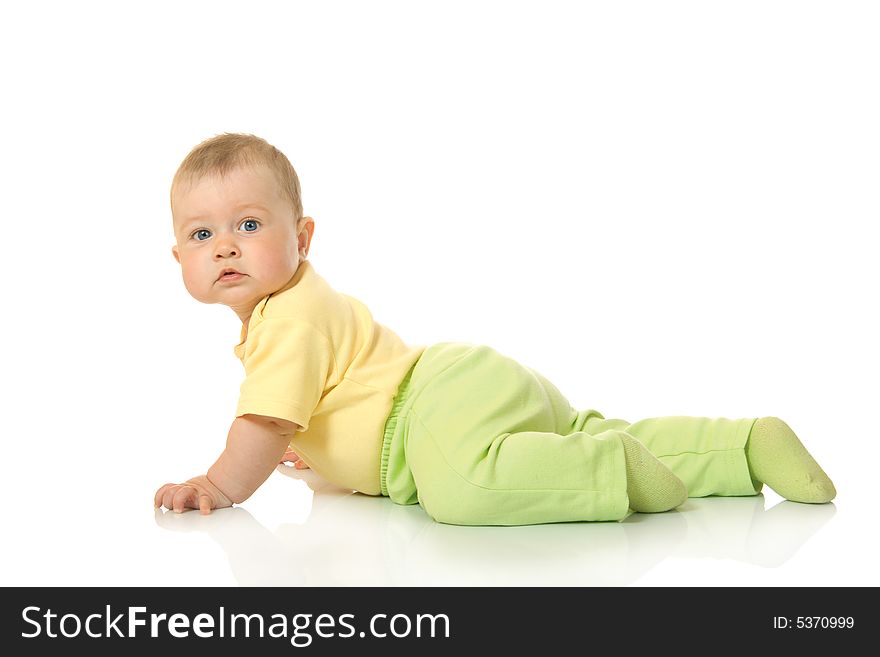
top-left (154, 483), bottom-right (176, 508)
top-left (161, 486), bottom-right (181, 511)
top-left (171, 486), bottom-right (196, 513)
top-left (199, 494), bottom-right (213, 515)
top-left (280, 449), bottom-right (300, 463)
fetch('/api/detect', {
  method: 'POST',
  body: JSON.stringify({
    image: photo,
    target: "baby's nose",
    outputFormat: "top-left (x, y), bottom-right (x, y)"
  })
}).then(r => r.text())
top-left (214, 239), bottom-right (239, 257)
top-left (215, 246), bottom-right (239, 257)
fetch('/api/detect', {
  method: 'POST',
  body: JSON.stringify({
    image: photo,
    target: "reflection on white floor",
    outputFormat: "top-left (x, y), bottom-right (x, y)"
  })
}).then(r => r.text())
top-left (154, 465), bottom-right (837, 586)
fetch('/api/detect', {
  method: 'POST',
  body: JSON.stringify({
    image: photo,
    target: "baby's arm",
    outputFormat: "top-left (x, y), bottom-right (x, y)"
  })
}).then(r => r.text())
top-left (154, 414), bottom-right (299, 514)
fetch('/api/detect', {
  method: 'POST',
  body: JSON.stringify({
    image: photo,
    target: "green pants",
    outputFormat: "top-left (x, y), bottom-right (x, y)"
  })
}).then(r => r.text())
top-left (380, 343), bottom-right (761, 526)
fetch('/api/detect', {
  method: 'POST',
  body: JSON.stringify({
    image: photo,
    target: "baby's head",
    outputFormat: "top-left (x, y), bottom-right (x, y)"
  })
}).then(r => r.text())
top-left (170, 133), bottom-right (315, 322)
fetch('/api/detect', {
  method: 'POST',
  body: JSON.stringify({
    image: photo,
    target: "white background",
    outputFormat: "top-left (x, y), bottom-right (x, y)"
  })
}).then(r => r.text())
top-left (1, 0), bottom-right (878, 586)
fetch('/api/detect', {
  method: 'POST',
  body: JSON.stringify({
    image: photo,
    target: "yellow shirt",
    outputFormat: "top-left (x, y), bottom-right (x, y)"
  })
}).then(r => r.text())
top-left (233, 260), bottom-right (426, 495)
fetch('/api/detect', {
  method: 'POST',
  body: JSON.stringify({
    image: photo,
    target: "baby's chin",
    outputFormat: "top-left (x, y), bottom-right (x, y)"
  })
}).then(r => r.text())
top-left (213, 286), bottom-right (274, 313)
top-left (189, 285), bottom-right (256, 306)
top-left (192, 275), bottom-right (283, 308)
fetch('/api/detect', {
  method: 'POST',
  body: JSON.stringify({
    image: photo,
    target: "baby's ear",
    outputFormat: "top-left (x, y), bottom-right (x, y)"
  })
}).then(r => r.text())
top-left (171, 245), bottom-right (180, 264)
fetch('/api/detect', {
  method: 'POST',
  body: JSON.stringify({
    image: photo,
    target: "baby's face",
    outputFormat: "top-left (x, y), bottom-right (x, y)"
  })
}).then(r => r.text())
top-left (171, 165), bottom-right (313, 321)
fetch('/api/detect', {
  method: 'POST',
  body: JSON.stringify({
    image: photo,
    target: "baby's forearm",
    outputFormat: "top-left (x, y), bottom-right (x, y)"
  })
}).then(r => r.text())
top-left (206, 415), bottom-right (292, 504)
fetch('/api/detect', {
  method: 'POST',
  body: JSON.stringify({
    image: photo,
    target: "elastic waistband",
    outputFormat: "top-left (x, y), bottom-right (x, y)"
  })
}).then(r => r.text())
top-left (380, 360), bottom-right (418, 496)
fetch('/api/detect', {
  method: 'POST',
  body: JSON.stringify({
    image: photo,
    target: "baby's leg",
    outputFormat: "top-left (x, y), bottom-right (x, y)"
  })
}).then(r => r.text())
top-left (392, 345), bottom-right (687, 525)
top-left (584, 415), bottom-right (835, 503)
top-left (582, 415), bottom-right (760, 498)
top-left (617, 431), bottom-right (688, 513)
top-left (403, 414), bottom-right (636, 525)
top-left (744, 417), bottom-right (836, 503)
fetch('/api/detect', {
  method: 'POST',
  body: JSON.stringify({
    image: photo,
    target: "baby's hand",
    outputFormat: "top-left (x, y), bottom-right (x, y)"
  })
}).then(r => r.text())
top-left (154, 474), bottom-right (233, 515)
top-left (280, 448), bottom-right (310, 470)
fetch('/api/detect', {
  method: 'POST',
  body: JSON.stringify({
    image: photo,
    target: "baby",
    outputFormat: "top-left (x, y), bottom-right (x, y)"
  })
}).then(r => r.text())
top-left (155, 133), bottom-right (836, 525)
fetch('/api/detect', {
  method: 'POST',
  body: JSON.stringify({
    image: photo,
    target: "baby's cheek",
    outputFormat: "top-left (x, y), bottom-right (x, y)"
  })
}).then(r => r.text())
top-left (181, 266), bottom-right (211, 301)
top-left (262, 254), bottom-right (296, 284)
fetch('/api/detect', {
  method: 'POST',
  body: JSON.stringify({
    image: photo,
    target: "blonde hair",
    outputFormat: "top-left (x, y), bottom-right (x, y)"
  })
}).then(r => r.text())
top-left (171, 133), bottom-right (303, 223)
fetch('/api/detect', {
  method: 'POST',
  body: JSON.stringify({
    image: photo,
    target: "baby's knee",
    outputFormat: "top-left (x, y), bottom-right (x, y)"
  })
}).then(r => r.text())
top-left (416, 479), bottom-right (500, 526)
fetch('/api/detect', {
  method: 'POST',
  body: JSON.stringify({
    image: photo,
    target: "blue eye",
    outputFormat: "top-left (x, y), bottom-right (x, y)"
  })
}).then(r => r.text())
top-left (192, 229), bottom-right (212, 241)
top-left (240, 218), bottom-right (260, 232)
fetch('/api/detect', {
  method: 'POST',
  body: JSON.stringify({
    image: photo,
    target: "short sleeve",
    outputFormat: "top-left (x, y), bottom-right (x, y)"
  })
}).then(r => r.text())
top-left (235, 318), bottom-right (338, 432)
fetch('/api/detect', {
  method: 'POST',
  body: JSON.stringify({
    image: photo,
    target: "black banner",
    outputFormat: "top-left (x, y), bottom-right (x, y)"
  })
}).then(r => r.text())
top-left (1, 587), bottom-right (867, 654)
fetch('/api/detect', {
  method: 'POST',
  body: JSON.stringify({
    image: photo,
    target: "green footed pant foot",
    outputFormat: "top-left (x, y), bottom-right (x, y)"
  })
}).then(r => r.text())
top-left (746, 417), bottom-right (836, 503)
top-left (619, 433), bottom-right (687, 513)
